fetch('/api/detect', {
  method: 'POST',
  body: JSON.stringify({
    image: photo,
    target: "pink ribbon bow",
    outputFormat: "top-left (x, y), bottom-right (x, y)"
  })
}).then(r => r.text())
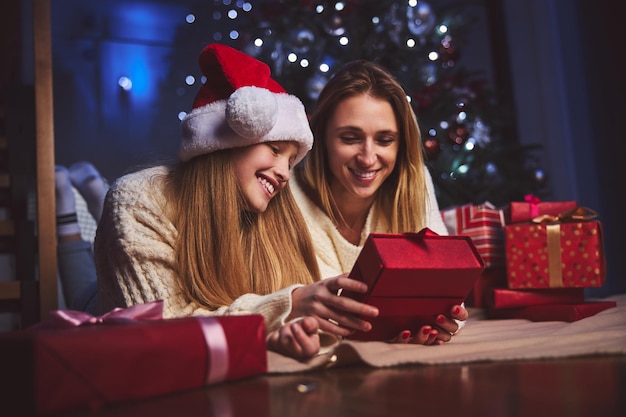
top-left (29, 300), bottom-right (164, 330)
top-left (524, 194), bottom-right (541, 218)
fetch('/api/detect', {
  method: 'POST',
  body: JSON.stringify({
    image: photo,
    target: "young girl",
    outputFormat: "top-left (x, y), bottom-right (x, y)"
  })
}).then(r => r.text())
top-left (94, 44), bottom-right (377, 359)
top-left (292, 60), bottom-right (468, 344)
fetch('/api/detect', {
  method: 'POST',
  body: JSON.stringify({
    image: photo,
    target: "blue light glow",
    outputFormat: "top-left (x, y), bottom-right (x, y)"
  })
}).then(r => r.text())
top-left (118, 76), bottom-right (133, 91)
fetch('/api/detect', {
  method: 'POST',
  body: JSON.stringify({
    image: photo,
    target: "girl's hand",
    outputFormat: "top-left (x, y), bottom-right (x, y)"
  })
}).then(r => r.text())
top-left (266, 316), bottom-right (321, 359)
top-left (289, 274), bottom-right (379, 337)
top-left (389, 304), bottom-right (469, 345)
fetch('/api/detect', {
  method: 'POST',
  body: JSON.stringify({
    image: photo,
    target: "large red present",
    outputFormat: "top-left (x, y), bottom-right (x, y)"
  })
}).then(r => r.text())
top-left (441, 201), bottom-right (506, 268)
top-left (505, 195), bottom-right (577, 224)
top-left (487, 301), bottom-right (617, 322)
top-left (485, 287), bottom-right (585, 309)
top-left (0, 302), bottom-right (267, 415)
top-left (342, 229), bottom-right (485, 341)
top-left (505, 207), bottom-right (606, 289)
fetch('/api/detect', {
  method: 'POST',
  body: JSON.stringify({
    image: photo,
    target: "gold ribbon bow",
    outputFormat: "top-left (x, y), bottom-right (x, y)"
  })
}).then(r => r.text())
top-left (531, 207), bottom-right (598, 287)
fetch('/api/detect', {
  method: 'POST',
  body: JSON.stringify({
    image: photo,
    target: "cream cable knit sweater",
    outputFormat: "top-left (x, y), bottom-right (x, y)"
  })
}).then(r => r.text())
top-left (291, 165), bottom-right (448, 279)
top-left (94, 166), bottom-right (298, 333)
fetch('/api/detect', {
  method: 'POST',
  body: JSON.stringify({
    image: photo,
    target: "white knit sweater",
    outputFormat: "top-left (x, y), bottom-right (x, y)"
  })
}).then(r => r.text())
top-left (94, 166), bottom-right (298, 332)
top-left (291, 165), bottom-right (448, 278)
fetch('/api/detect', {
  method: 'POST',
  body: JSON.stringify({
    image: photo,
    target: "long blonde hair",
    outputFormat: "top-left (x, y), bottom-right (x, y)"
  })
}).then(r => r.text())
top-left (164, 150), bottom-right (320, 309)
top-left (295, 60), bottom-right (429, 232)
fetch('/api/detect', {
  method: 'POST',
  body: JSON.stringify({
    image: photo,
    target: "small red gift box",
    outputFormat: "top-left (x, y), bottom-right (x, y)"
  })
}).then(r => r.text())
top-left (342, 229), bottom-right (485, 341)
top-left (0, 305), bottom-right (267, 415)
top-left (441, 202), bottom-right (506, 268)
top-left (485, 287), bottom-right (585, 309)
top-left (487, 301), bottom-right (617, 322)
top-left (505, 195), bottom-right (577, 224)
top-left (505, 207), bottom-right (606, 289)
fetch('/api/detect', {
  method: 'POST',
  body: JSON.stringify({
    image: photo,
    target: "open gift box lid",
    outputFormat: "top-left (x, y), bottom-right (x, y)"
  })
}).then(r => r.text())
top-left (343, 229), bottom-right (485, 341)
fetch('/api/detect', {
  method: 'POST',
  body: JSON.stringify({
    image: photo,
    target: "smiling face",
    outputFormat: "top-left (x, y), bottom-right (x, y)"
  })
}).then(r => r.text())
top-left (232, 141), bottom-right (299, 213)
top-left (325, 94), bottom-right (399, 208)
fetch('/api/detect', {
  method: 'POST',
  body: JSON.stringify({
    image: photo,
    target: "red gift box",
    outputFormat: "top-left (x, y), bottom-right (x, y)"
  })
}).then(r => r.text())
top-left (441, 202), bottom-right (506, 268)
top-left (505, 208), bottom-right (606, 289)
top-left (485, 287), bottom-right (585, 309)
top-left (0, 306), bottom-right (267, 415)
top-left (505, 195), bottom-right (577, 224)
top-left (487, 301), bottom-right (617, 322)
top-left (342, 229), bottom-right (485, 341)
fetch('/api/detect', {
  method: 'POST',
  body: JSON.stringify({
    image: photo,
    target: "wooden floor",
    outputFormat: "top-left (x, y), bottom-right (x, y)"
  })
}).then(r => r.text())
top-left (68, 354), bottom-right (626, 417)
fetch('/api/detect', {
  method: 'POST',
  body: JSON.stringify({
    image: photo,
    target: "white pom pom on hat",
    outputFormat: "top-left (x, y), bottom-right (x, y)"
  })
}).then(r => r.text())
top-left (226, 86), bottom-right (277, 138)
top-left (179, 44), bottom-right (313, 164)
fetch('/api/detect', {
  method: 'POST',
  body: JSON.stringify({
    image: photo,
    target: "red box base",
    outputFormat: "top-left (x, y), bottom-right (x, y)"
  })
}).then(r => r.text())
top-left (487, 301), bottom-right (616, 322)
top-left (486, 287), bottom-right (585, 309)
top-left (348, 297), bottom-right (463, 341)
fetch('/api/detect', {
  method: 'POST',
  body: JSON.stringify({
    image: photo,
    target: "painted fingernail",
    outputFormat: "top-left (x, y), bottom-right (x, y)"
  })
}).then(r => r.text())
top-left (422, 327), bottom-right (431, 336)
top-left (453, 306), bottom-right (461, 315)
top-left (401, 330), bottom-right (411, 340)
top-left (437, 315), bottom-right (445, 324)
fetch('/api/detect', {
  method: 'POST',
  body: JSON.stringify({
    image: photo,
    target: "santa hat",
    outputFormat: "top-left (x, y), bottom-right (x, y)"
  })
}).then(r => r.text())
top-left (180, 44), bottom-right (313, 164)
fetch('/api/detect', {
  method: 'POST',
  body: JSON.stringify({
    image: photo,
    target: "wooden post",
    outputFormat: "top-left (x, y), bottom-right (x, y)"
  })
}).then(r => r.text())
top-left (33, 0), bottom-right (58, 319)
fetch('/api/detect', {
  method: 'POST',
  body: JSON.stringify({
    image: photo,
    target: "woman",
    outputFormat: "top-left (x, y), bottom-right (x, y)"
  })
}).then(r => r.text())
top-left (94, 44), bottom-right (377, 359)
top-left (292, 60), bottom-right (468, 344)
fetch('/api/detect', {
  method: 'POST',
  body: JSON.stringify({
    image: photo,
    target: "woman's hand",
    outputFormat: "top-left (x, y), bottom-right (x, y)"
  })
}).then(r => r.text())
top-left (289, 273), bottom-right (379, 337)
top-left (266, 316), bottom-right (321, 359)
top-left (390, 304), bottom-right (469, 345)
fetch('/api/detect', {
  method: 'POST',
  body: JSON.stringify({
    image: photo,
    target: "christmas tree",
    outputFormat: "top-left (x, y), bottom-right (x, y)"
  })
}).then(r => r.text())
top-left (168, 0), bottom-right (547, 209)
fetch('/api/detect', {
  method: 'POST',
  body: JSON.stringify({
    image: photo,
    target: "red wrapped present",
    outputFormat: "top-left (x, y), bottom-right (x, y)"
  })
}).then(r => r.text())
top-left (487, 301), bottom-right (617, 322)
top-left (0, 302), bottom-right (267, 415)
top-left (441, 201), bottom-right (506, 268)
top-left (485, 287), bottom-right (585, 309)
top-left (342, 229), bottom-right (485, 341)
top-left (505, 194), bottom-right (577, 224)
top-left (505, 207), bottom-right (606, 289)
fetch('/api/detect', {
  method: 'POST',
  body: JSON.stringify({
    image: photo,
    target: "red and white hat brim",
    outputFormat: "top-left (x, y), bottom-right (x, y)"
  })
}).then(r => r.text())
top-left (180, 89), bottom-right (313, 164)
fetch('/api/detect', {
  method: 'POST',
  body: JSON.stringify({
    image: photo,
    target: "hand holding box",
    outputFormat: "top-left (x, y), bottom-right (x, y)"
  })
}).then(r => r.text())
top-left (342, 229), bottom-right (485, 341)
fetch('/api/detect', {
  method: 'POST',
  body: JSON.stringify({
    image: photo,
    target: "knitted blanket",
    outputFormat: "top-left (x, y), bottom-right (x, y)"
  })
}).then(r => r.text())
top-left (268, 294), bottom-right (626, 372)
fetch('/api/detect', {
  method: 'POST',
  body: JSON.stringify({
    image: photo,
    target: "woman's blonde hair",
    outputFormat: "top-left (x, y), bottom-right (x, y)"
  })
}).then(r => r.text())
top-left (295, 60), bottom-right (429, 232)
top-left (164, 150), bottom-right (320, 309)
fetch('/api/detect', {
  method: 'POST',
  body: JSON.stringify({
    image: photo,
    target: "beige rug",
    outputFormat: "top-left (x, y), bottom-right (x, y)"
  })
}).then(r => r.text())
top-left (268, 294), bottom-right (626, 373)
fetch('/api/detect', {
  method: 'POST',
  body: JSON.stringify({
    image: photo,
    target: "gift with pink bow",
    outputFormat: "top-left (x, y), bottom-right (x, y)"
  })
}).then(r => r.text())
top-left (504, 194), bottom-right (577, 225)
top-left (0, 301), bottom-right (267, 415)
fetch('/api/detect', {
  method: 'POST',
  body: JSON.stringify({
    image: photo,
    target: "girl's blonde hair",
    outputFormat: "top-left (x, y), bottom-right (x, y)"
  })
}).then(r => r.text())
top-left (295, 60), bottom-right (429, 232)
top-left (164, 150), bottom-right (320, 309)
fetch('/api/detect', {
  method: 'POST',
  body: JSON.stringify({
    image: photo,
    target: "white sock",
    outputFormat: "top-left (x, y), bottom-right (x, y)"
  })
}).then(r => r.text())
top-left (68, 161), bottom-right (109, 223)
top-left (55, 166), bottom-right (81, 237)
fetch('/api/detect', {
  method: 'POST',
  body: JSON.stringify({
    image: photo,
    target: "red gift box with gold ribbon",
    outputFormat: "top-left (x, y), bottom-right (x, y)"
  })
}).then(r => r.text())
top-left (505, 207), bottom-right (606, 289)
top-left (0, 302), bottom-right (267, 415)
top-left (342, 229), bottom-right (485, 341)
